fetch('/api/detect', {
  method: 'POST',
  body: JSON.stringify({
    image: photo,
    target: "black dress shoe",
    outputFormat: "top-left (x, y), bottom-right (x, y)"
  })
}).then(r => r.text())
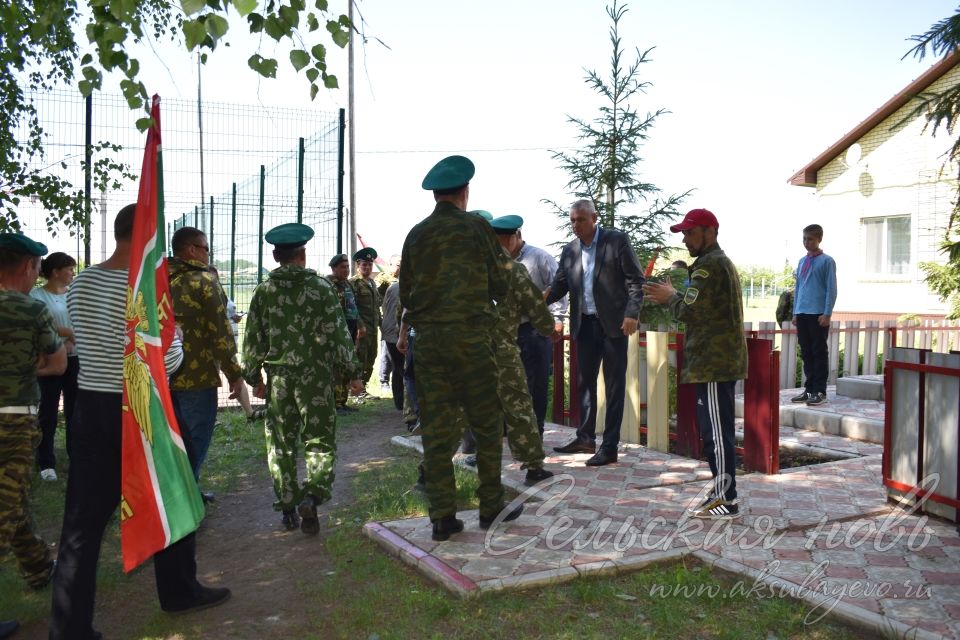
top-left (479, 503), bottom-right (523, 530)
top-left (0, 620), bottom-right (19, 639)
top-left (585, 448), bottom-right (618, 466)
top-left (553, 438), bottom-right (596, 454)
top-left (432, 516), bottom-right (464, 541)
top-left (524, 467), bottom-right (555, 486)
top-left (163, 586), bottom-right (231, 614)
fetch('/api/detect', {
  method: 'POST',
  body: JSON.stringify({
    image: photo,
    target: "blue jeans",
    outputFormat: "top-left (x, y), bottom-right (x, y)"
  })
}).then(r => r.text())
top-left (170, 388), bottom-right (218, 480)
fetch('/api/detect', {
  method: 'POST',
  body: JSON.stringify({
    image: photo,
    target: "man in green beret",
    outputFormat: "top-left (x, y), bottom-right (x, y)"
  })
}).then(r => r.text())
top-left (243, 223), bottom-right (363, 534)
top-left (349, 247), bottom-right (382, 390)
top-left (489, 215), bottom-right (558, 485)
top-left (0, 233), bottom-right (64, 613)
top-left (400, 155), bottom-right (518, 541)
top-left (324, 253), bottom-right (360, 415)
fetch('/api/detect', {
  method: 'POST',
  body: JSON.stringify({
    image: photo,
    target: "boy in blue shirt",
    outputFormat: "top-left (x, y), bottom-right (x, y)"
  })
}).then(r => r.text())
top-left (791, 224), bottom-right (837, 406)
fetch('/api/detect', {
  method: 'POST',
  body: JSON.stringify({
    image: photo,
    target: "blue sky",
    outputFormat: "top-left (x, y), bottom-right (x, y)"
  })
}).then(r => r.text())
top-left (27, 0), bottom-right (960, 268)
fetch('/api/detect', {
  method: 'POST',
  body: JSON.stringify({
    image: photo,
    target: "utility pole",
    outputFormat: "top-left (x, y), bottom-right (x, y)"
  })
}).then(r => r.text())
top-left (347, 0), bottom-right (357, 266)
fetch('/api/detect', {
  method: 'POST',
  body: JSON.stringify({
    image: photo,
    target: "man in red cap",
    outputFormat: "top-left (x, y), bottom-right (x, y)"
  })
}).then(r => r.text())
top-left (643, 208), bottom-right (747, 519)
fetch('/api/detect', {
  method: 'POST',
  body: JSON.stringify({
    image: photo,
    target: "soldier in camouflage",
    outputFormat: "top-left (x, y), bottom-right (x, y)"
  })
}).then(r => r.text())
top-left (243, 224), bottom-right (363, 534)
top-left (489, 215), bottom-right (559, 486)
top-left (0, 233), bottom-right (64, 605)
top-left (643, 208), bottom-right (747, 520)
top-left (325, 253), bottom-right (360, 415)
top-left (401, 155), bottom-right (519, 541)
top-left (349, 247), bottom-right (381, 386)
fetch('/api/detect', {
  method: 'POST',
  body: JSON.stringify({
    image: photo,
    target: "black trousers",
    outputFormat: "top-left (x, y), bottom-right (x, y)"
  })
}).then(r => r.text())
top-left (385, 341), bottom-right (405, 410)
top-left (796, 314), bottom-right (829, 395)
top-left (695, 381), bottom-right (738, 502)
top-left (50, 390), bottom-right (205, 639)
top-left (36, 355), bottom-right (79, 470)
top-left (517, 322), bottom-right (552, 434)
top-left (574, 314), bottom-right (627, 451)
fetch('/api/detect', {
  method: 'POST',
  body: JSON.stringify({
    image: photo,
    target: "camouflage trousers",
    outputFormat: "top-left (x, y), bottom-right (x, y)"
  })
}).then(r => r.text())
top-left (333, 373), bottom-right (349, 408)
top-left (0, 414), bottom-right (53, 587)
top-left (263, 369), bottom-right (337, 511)
top-left (356, 330), bottom-right (378, 384)
top-left (415, 327), bottom-right (504, 522)
top-left (496, 346), bottom-right (546, 469)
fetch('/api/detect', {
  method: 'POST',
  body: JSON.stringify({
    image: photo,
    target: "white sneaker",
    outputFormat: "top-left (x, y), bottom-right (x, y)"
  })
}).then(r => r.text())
top-left (40, 468), bottom-right (58, 481)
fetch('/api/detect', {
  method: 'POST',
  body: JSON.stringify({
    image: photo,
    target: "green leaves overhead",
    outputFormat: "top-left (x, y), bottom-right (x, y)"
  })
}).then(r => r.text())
top-left (248, 53), bottom-right (278, 78)
top-left (289, 49), bottom-right (310, 71)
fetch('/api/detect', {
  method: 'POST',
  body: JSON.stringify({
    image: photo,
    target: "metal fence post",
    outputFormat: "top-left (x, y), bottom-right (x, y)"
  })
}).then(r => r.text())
top-left (209, 196), bottom-right (214, 261)
top-left (84, 94), bottom-right (93, 267)
top-left (297, 137), bottom-right (304, 224)
top-left (230, 183), bottom-right (237, 300)
top-left (258, 165), bottom-right (265, 284)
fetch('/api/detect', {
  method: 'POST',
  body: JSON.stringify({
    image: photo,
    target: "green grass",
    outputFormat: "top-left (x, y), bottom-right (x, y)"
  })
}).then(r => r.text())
top-left (2, 400), bottom-right (870, 639)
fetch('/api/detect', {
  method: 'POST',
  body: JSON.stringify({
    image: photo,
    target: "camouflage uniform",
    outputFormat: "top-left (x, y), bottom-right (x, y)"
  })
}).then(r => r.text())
top-left (0, 290), bottom-right (60, 587)
top-left (324, 275), bottom-right (359, 408)
top-left (243, 264), bottom-right (360, 511)
top-left (168, 257), bottom-right (242, 477)
top-left (348, 274), bottom-right (381, 383)
top-left (375, 271), bottom-right (396, 299)
top-left (665, 244), bottom-right (747, 502)
top-left (494, 261), bottom-right (555, 470)
top-left (400, 202), bottom-right (511, 522)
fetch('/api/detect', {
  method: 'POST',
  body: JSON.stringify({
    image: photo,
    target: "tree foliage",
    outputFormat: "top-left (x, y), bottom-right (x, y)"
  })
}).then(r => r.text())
top-left (0, 0), bottom-right (351, 234)
top-left (904, 9), bottom-right (960, 318)
top-left (545, 0), bottom-right (691, 264)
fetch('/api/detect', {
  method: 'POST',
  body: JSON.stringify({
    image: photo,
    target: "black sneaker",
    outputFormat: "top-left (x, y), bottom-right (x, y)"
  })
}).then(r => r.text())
top-left (790, 391), bottom-right (810, 403)
top-left (689, 496), bottom-right (740, 520)
top-left (432, 515), bottom-right (464, 541)
top-left (414, 464), bottom-right (426, 492)
top-left (281, 509), bottom-right (300, 531)
top-left (524, 467), bottom-right (554, 486)
top-left (162, 586), bottom-right (232, 614)
top-left (806, 392), bottom-right (827, 406)
top-left (479, 503), bottom-right (523, 530)
top-left (298, 495), bottom-right (320, 535)
top-left (463, 455), bottom-right (477, 467)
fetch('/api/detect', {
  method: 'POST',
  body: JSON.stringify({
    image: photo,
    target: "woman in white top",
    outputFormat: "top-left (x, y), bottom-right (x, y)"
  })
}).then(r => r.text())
top-left (29, 252), bottom-right (79, 481)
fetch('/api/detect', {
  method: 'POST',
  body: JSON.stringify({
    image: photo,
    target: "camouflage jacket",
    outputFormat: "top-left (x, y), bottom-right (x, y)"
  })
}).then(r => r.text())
top-left (168, 257), bottom-right (242, 390)
top-left (243, 264), bottom-right (360, 385)
top-left (0, 290), bottom-right (62, 405)
top-left (348, 274), bottom-right (381, 332)
top-left (495, 260), bottom-right (555, 353)
top-left (324, 275), bottom-right (359, 321)
top-left (400, 201), bottom-right (511, 330)
top-left (667, 244), bottom-right (748, 384)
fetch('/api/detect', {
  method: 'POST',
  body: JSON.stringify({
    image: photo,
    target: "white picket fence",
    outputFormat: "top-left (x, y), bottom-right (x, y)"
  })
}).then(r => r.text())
top-left (753, 319), bottom-right (960, 390)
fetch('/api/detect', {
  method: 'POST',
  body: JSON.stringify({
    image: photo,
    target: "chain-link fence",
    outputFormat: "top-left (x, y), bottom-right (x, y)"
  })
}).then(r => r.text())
top-left (17, 89), bottom-right (345, 303)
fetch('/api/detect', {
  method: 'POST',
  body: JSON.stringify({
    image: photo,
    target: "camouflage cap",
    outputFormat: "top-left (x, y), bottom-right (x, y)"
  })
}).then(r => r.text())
top-left (0, 232), bottom-right (48, 256)
top-left (490, 214), bottom-right (523, 234)
top-left (265, 223), bottom-right (314, 248)
top-left (421, 155), bottom-right (475, 191)
top-left (353, 247), bottom-right (377, 263)
top-left (470, 210), bottom-right (493, 221)
top-left (328, 253), bottom-right (348, 267)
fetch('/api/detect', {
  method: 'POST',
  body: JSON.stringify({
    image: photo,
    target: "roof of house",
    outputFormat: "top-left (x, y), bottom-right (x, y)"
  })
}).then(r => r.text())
top-left (788, 50), bottom-right (960, 187)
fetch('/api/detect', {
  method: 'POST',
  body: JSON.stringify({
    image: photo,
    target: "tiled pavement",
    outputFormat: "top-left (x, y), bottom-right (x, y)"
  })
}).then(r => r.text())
top-left (365, 400), bottom-right (960, 640)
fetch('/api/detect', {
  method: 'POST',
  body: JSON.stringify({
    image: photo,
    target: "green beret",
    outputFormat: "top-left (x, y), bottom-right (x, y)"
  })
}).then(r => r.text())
top-left (422, 155), bottom-right (475, 191)
top-left (265, 223), bottom-right (314, 248)
top-left (490, 214), bottom-right (524, 233)
top-left (0, 232), bottom-right (48, 256)
top-left (353, 247), bottom-right (377, 262)
top-left (470, 210), bottom-right (493, 221)
top-left (328, 253), bottom-right (348, 268)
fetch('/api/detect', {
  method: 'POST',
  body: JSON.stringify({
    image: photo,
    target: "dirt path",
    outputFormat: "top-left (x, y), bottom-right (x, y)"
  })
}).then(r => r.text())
top-left (20, 397), bottom-right (407, 640)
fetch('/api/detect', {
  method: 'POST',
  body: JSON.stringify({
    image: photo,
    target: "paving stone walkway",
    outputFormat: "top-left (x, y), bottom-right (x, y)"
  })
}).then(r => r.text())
top-left (364, 403), bottom-right (960, 640)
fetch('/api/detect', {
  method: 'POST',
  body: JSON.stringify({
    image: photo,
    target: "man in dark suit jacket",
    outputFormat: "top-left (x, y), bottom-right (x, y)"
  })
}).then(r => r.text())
top-left (546, 199), bottom-right (645, 466)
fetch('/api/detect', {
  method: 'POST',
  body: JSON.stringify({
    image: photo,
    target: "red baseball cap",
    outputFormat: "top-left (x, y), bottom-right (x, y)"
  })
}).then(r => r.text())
top-left (670, 208), bottom-right (719, 233)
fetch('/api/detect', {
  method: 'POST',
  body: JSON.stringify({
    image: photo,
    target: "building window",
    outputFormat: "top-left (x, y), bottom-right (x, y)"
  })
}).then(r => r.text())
top-left (862, 215), bottom-right (910, 275)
